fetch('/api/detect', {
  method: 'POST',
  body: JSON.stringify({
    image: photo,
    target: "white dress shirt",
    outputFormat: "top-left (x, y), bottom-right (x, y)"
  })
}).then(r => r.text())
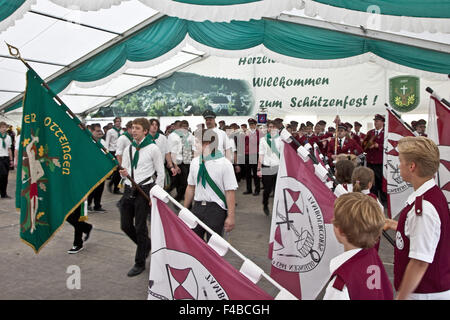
top-left (187, 156), bottom-right (238, 210)
top-left (105, 128), bottom-right (122, 152)
top-left (0, 134), bottom-right (12, 157)
top-left (259, 135), bottom-right (281, 167)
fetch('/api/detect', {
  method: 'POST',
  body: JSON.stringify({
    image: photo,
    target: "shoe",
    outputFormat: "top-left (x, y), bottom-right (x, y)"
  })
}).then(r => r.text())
top-left (253, 192), bottom-right (260, 196)
top-left (127, 265), bottom-right (145, 277)
top-left (113, 190), bottom-right (123, 195)
top-left (67, 245), bottom-right (83, 254)
top-left (83, 224), bottom-right (93, 242)
top-left (263, 206), bottom-right (270, 216)
top-left (1, 195), bottom-right (11, 199)
top-left (88, 206), bottom-right (93, 211)
top-left (243, 191), bottom-right (252, 195)
top-left (107, 181), bottom-right (113, 193)
top-left (94, 207), bottom-right (106, 213)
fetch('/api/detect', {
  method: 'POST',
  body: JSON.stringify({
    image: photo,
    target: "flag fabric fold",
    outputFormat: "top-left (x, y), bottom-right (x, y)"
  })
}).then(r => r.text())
top-left (427, 95), bottom-right (450, 209)
top-left (383, 108), bottom-right (415, 219)
top-left (268, 141), bottom-right (343, 299)
top-left (148, 195), bottom-right (277, 300)
top-left (16, 69), bottom-right (118, 253)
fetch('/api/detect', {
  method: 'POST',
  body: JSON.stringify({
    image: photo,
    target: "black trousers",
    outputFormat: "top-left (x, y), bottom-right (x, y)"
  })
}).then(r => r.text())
top-left (0, 157), bottom-right (9, 197)
top-left (109, 151), bottom-right (121, 192)
top-left (119, 184), bottom-right (153, 267)
top-left (170, 163), bottom-right (190, 201)
top-left (88, 181), bottom-right (105, 209)
top-left (262, 167), bottom-right (278, 206)
top-left (191, 201), bottom-right (227, 242)
top-left (244, 154), bottom-right (260, 193)
top-left (367, 163), bottom-right (387, 204)
top-left (66, 206), bottom-right (92, 247)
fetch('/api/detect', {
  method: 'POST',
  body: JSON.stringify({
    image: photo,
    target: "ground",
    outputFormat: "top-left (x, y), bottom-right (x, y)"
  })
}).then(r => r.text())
top-left (0, 171), bottom-right (395, 299)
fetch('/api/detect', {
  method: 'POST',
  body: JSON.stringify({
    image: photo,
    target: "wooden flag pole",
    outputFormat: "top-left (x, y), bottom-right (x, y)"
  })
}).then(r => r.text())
top-left (6, 42), bottom-right (151, 203)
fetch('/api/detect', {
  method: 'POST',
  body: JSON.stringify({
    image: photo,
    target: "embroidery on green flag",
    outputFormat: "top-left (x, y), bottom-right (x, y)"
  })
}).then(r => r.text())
top-left (16, 69), bottom-right (118, 253)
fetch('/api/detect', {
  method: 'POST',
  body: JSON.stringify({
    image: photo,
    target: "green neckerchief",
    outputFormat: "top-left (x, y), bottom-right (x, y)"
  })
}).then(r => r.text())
top-left (122, 131), bottom-right (133, 142)
top-left (112, 127), bottom-right (121, 135)
top-left (131, 135), bottom-right (155, 169)
top-left (266, 133), bottom-right (280, 158)
top-left (149, 131), bottom-right (160, 142)
top-left (197, 150), bottom-right (227, 208)
top-left (0, 132), bottom-right (7, 149)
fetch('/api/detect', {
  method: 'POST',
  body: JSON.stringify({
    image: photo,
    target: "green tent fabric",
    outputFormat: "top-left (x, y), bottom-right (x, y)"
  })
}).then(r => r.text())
top-left (312, 0), bottom-right (450, 19)
top-left (5, 16), bottom-right (450, 112)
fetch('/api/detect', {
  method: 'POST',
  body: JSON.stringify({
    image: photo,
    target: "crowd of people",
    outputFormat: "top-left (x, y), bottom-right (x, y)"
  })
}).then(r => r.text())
top-left (1, 110), bottom-right (448, 300)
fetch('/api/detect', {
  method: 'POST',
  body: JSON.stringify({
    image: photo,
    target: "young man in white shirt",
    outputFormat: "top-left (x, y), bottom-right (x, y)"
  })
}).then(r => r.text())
top-left (167, 120), bottom-right (194, 201)
top-left (106, 116), bottom-right (123, 194)
top-left (115, 120), bottom-right (133, 165)
top-left (0, 122), bottom-right (13, 198)
top-left (202, 110), bottom-right (232, 160)
top-left (384, 136), bottom-right (450, 300)
top-left (184, 129), bottom-right (237, 241)
top-left (119, 118), bottom-right (165, 277)
top-left (257, 120), bottom-right (281, 216)
top-left (87, 123), bottom-right (108, 212)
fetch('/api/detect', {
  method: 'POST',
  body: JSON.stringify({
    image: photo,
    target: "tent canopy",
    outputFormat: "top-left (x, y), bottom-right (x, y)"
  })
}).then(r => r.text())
top-left (0, 0), bottom-right (449, 117)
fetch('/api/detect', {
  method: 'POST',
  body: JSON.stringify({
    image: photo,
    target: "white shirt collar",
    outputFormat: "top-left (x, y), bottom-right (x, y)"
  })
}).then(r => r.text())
top-left (406, 178), bottom-right (436, 205)
top-left (361, 189), bottom-right (370, 195)
top-left (329, 248), bottom-right (362, 274)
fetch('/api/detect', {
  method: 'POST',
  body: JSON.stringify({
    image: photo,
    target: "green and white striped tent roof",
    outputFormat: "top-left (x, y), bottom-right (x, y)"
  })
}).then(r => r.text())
top-left (0, 0), bottom-right (449, 120)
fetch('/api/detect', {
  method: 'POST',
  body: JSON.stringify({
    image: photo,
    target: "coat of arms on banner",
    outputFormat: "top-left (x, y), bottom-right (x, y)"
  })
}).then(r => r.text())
top-left (389, 76), bottom-right (420, 112)
top-left (272, 176), bottom-right (326, 273)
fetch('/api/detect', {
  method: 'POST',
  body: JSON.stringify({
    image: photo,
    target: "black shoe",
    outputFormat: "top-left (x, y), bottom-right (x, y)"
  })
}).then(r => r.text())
top-left (253, 192), bottom-right (260, 196)
top-left (67, 245), bottom-right (83, 254)
top-left (1, 195), bottom-right (11, 199)
top-left (113, 190), bottom-right (123, 195)
top-left (127, 265), bottom-right (145, 277)
top-left (94, 207), bottom-right (106, 213)
top-left (243, 191), bottom-right (252, 195)
top-left (263, 206), bottom-right (270, 216)
top-left (87, 206), bottom-right (93, 211)
top-left (83, 225), bottom-right (93, 242)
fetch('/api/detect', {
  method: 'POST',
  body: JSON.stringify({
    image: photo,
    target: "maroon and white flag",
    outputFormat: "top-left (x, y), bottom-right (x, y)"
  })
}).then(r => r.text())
top-left (147, 189), bottom-right (292, 300)
top-left (383, 108), bottom-right (415, 219)
top-left (268, 141), bottom-right (343, 299)
top-left (428, 95), bottom-right (450, 209)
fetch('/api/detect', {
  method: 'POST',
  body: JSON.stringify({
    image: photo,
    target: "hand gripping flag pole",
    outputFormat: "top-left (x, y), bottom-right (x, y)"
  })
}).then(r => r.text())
top-left (281, 128), bottom-right (396, 247)
top-left (6, 42), bottom-right (150, 203)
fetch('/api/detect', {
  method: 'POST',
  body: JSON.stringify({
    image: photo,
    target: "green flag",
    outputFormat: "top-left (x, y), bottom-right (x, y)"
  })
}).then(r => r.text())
top-left (16, 69), bottom-right (118, 253)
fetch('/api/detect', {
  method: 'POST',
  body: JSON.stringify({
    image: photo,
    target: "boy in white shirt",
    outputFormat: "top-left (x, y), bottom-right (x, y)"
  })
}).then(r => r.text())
top-left (184, 129), bottom-right (237, 241)
top-left (119, 118), bottom-right (164, 277)
top-left (257, 120), bottom-right (281, 216)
